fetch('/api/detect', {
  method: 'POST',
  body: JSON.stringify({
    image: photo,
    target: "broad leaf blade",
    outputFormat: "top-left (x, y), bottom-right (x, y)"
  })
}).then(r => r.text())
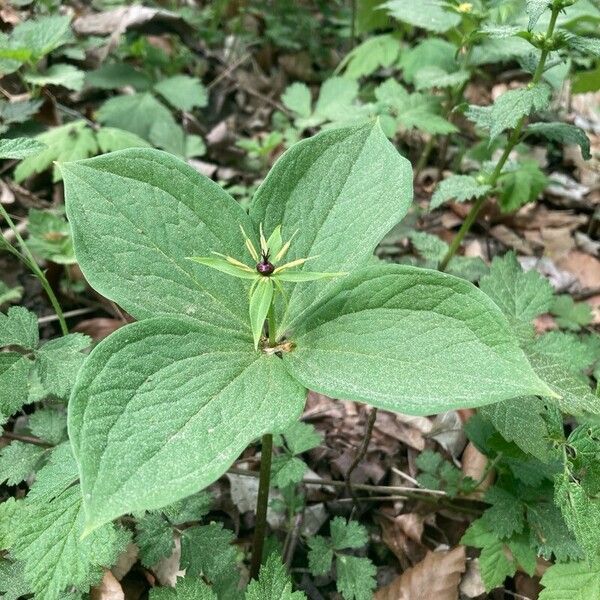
top-left (249, 123), bottom-right (412, 336)
top-left (283, 264), bottom-right (554, 415)
top-left (61, 148), bottom-right (255, 333)
top-left (69, 316), bottom-right (306, 530)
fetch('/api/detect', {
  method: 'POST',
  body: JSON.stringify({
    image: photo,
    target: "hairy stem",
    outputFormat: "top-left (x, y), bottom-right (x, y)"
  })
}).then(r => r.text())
top-left (0, 204), bottom-right (68, 335)
top-left (250, 433), bottom-right (273, 580)
top-left (439, 5), bottom-right (560, 271)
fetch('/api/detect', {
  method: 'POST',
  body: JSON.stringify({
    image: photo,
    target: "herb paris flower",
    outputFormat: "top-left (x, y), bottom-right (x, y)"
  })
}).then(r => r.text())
top-left (61, 122), bottom-right (555, 532)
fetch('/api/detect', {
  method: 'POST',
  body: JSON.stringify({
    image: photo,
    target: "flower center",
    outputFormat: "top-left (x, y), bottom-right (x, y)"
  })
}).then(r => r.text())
top-left (256, 251), bottom-right (275, 275)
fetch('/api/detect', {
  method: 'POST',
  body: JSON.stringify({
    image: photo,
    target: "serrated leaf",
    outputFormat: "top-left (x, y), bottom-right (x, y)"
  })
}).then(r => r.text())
top-left (27, 208), bottom-right (75, 264)
top-left (271, 454), bottom-right (307, 488)
top-left (0, 137), bottom-right (46, 159)
top-left (481, 487), bottom-right (525, 538)
top-left (7, 445), bottom-right (130, 600)
top-left (528, 351), bottom-right (598, 415)
top-left (28, 406), bottom-right (67, 445)
top-left (15, 121), bottom-right (98, 183)
top-left (162, 492), bottom-right (212, 524)
top-left (479, 539), bottom-right (515, 591)
top-left (414, 66), bottom-right (470, 90)
top-left (0, 560), bottom-right (31, 600)
top-left (555, 474), bottom-right (600, 561)
top-left (0, 306), bottom-right (38, 349)
top-left (7, 15), bottom-right (71, 62)
top-left (250, 123), bottom-right (412, 336)
top-left (507, 534), bottom-right (537, 576)
top-left (282, 83), bottom-right (312, 118)
top-left (181, 523), bottom-right (239, 596)
top-left (85, 63), bottom-right (152, 91)
top-left (480, 397), bottom-right (556, 461)
top-left (0, 441), bottom-right (47, 485)
top-left (69, 316), bottom-right (306, 530)
top-left (375, 79), bottom-right (457, 135)
top-left (61, 148), bottom-right (255, 330)
top-left (36, 333), bottom-right (90, 399)
top-left (336, 555), bottom-right (376, 600)
top-left (526, 122), bottom-right (591, 160)
top-left (282, 421), bottom-right (321, 455)
top-left (399, 38), bottom-right (458, 84)
top-left (0, 353), bottom-right (32, 417)
top-left (539, 561), bottom-right (600, 600)
top-left (307, 536), bottom-right (333, 575)
top-left (135, 513), bottom-right (174, 568)
top-left (532, 331), bottom-right (595, 374)
top-left (565, 34), bottom-right (600, 58)
top-left (431, 175), bottom-right (491, 209)
top-left (0, 282), bottom-right (23, 305)
top-left (339, 34), bottom-right (401, 79)
top-left (408, 230), bottom-right (448, 262)
top-left (479, 251), bottom-right (554, 330)
top-left (490, 84), bottom-right (551, 139)
top-left (314, 77), bottom-right (359, 121)
top-left (96, 127), bottom-right (151, 153)
top-left (24, 64), bottom-right (85, 91)
top-left (283, 264), bottom-right (554, 416)
top-left (245, 553), bottom-right (305, 599)
top-left (528, 501), bottom-right (583, 562)
top-left (498, 159), bottom-right (547, 212)
top-left (330, 517), bottom-right (368, 550)
top-left (384, 0), bottom-right (461, 32)
top-left (154, 75), bottom-right (208, 112)
top-left (551, 294), bottom-right (593, 331)
top-left (96, 93), bottom-right (185, 155)
top-left (150, 576), bottom-right (217, 600)
top-left (526, 0), bottom-right (550, 29)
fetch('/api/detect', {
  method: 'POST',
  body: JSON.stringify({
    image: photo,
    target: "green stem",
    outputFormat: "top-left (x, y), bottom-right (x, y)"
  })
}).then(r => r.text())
top-left (249, 433), bottom-right (273, 580)
top-left (249, 298), bottom-right (277, 579)
top-left (0, 205), bottom-right (68, 335)
top-left (439, 5), bottom-right (559, 271)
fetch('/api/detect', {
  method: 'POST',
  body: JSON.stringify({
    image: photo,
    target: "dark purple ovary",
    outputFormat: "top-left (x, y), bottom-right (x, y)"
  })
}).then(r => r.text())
top-left (256, 260), bottom-right (275, 275)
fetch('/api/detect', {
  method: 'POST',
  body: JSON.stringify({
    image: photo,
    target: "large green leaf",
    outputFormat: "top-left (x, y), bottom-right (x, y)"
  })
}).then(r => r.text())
top-left (249, 123), bottom-right (412, 336)
top-left (61, 148), bottom-right (255, 333)
top-left (282, 264), bottom-right (554, 415)
top-left (69, 316), bottom-right (306, 530)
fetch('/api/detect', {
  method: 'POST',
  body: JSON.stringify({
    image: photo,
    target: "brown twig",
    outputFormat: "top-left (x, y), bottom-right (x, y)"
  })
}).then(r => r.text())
top-left (345, 407), bottom-right (378, 503)
top-left (2, 431), bottom-right (52, 448)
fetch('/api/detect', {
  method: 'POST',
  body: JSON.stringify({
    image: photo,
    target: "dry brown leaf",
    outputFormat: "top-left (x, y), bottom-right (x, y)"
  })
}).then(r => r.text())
top-left (90, 571), bottom-right (124, 600)
top-left (378, 513), bottom-right (427, 569)
top-left (111, 543), bottom-right (139, 581)
top-left (73, 6), bottom-right (192, 36)
top-left (557, 250), bottom-right (600, 289)
top-left (489, 225), bottom-right (534, 255)
top-left (73, 318), bottom-right (125, 342)
top-left (374, 546), bottom-right (466, 600)
top-left (461, 442), bottom-right (493, 496)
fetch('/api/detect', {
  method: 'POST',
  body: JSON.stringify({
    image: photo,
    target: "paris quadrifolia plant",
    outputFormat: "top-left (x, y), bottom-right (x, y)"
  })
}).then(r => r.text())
top-left (60, 122), bottom-right (557, 574)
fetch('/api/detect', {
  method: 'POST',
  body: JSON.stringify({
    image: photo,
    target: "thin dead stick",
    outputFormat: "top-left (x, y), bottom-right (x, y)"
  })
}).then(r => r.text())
top-left (390, 466), bottom-right (420, 487)
top-left (228, 467), bottom-right (446, 496)
top-left (207, 52), bottom-right (251, 90)
top-left (2, 431), bottom-right (52, 448)
top-left (38, 307), bottom-right (95, 324)
top-left (345, 407), bottom-right (378, 505)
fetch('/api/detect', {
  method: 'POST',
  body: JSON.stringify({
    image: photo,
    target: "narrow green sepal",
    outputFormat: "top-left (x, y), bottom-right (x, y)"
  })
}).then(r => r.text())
top-left (249, 278), bottom-right (274, 349)
top-left (187, 256), bottom-right (257, 280)
top-left (267, 225), bottom-right (283, 258)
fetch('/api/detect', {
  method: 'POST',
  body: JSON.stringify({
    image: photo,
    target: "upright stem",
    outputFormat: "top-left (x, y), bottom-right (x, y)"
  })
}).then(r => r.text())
top-left (250, 433), bottom-right (273, 579)
top-left (0, 204), bottom-right (68, 335)
top-left (439, 5), bottom-right (560, 271)
top-left (249, 299), bottom-right (277, 580)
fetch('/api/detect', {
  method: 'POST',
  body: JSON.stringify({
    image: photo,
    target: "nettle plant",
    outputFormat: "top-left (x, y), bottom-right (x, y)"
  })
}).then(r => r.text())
top-left (61, 123), bottom-right (555, 572)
